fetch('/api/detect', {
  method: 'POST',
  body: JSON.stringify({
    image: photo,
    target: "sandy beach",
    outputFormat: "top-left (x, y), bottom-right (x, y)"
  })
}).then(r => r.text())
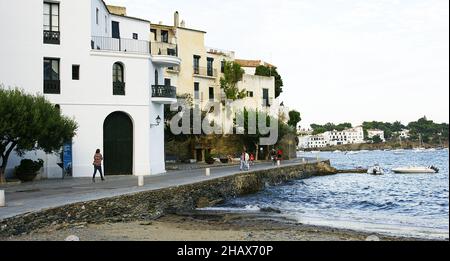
top-left (3, 211), bottom-right (423, 241)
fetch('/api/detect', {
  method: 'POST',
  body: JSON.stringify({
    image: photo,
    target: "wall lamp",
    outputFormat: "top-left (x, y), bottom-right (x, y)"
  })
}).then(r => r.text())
top-left (151, 115), bottom-right (162, 128)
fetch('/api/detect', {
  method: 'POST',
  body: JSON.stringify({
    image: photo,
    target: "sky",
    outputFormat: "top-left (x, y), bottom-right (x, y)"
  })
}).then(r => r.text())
top-left (106, 0), bottom-right (449, 128)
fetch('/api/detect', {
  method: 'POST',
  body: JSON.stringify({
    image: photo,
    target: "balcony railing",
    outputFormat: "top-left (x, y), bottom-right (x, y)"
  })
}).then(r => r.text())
top-left (193, 66), bottom-right (217, 78)
top-left (150, 41), bottom-right (178, 56)
top-left (152, 85), bottom-right (176, 99)
top-left (91, 36), bottom-right (150, 54)
top-left (44, 30), bottom-right (60, 45)
top-left (44, 80), bottom-right (60, 94)
top-left (113, 82), bottom-right (126, 95)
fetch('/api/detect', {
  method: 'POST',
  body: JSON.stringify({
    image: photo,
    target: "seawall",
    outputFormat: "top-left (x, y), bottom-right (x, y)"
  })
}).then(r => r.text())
top-left (0, 160), bottom-right (332, 237)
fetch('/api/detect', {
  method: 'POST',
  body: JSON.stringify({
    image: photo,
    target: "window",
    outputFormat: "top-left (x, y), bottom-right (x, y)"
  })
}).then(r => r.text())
top-left (161, 30), bottom-right (169, 43)
top-left (193, 55), bottom-right (200, 74)
top-left (113, 62), bottom-right (125, 95)
top-left (96, 8), bottom-right (99, 25)
top-left (133, 33), bottom-right (138, 40)
top-left (194, 82), bottom-right (200, 100)
top-left (72, 65), bottom-right (80, 80)
top-left (150, 29), bottom-right (157, 41)
top-left (154, 70), bottom-right (158, 85)
top-left (221, 60), bottom-right (225, 73)
top-left (43, 2), bottom-right (60, 44)
top-left (209, 87), bottom-right (214, 101)
top-left (247, 91), bottom-right (254, 97)
top-left (262, 88), bottom-right (269, 106)
top-left (207, 58), bottom-right (214, 77)
top-left (43, 58), bottom-right (60, 94)
top-left (164, 78), bottom-right (171, 86)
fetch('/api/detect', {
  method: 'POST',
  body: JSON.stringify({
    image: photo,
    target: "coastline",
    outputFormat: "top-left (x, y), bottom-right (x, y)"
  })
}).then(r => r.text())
top-left (3, 211), bottom-right (431, 241)
top-left (302, 141), bottom-right (448, 152)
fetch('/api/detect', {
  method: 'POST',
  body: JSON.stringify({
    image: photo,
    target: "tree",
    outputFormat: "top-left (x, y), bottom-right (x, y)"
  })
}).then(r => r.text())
top-left (287, 110), bottom-right (301, 128)
top-left (408, 116), bottom-right (449, 144)
top-left (0, 88), bottom-right (78, 183)
top-left (220, 61), bottom-right (246, 100)
top-left (310, 122), bottom-right (353, 135)
top-left (255, 65), bottom-right (284, 98)
top-left (371, 135), bottom-right (383, 144)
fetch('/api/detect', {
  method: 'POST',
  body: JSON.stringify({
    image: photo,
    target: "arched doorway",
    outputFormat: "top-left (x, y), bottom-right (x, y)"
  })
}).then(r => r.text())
top-left (103, 112), bottom-right (133, 175)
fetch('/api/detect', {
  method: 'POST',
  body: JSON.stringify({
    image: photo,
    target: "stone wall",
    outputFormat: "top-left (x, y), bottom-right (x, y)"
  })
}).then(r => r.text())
top-left (0, 161), bottom-right (331, 237)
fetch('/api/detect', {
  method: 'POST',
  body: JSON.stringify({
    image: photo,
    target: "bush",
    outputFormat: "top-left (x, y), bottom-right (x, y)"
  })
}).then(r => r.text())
top-left (14, 159), bottom-right (44, 182)
top-left (205, 151), bottom-right (215, 165)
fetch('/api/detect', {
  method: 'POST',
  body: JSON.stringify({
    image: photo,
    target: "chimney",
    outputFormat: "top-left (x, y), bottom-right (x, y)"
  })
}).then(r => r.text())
top-left (174, 11), bottom-right (180, 28)
top-left (180, 20), bottom-right (186, 28)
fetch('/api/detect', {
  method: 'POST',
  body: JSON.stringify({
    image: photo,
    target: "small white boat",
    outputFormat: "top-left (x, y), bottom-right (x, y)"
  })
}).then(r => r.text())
top-left (367, 165), bottom-right (384, 175)
top-left (347, 151), bottom-right (359, 155)
top-left (392, 166), bottom-right (439, 174)
top-left (333, 150), bottom-right (342, 153)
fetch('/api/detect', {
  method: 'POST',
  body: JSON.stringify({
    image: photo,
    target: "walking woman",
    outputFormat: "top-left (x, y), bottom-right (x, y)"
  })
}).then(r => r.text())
top-left (92, 149), bottom-right (104, 182)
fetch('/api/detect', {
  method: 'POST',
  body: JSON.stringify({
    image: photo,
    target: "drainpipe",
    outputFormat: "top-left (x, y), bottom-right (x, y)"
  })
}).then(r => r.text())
top-left (0, 190), bottom-right (5, 207)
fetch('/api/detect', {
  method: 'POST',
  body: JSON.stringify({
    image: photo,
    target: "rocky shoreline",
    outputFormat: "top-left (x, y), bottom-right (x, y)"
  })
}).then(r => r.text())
top-left (2, 210), bottom-right (428, 241)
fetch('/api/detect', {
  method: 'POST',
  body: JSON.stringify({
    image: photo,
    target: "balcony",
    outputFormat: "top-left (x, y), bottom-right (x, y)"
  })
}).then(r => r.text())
top-left (150, 41), bottom-right (181, 67)
top-left (91, 36), bottom-right (150, 55)
top-left (43, 30), bottom-right (60, 45)
top-left (193, 66), bottom-right (218, 78)
top-left (43, 80), bottom-right (60, 94)
top-left (152, 85), bottom-right (177, 104)
top-left (113, 82), bottom-right (126, 96)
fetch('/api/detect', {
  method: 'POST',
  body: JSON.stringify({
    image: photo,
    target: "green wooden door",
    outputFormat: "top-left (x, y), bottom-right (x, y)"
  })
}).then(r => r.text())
top-left (103, 112), bottom-right (133, 175)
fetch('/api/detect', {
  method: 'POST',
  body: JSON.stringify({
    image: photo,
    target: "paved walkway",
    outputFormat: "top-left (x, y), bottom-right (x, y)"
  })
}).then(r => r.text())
top-left (0, 158), bottom-right (319, 220)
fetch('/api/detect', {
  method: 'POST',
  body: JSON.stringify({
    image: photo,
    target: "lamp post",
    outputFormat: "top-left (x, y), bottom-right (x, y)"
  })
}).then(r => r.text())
top-left (150, 115), bottom-right (162, 128)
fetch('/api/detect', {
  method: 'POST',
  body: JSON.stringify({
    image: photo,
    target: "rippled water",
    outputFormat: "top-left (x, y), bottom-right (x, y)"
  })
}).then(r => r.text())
top-left (208, 149), bottom-right (449, 240)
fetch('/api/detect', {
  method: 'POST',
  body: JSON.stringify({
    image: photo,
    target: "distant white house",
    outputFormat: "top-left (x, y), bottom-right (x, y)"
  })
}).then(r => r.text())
top-left (395, 129), bottom-right (410, 139)
top-left (0, 0), bottom-right (181, 178)
top-left (367, 129), bottom-right (386, 142)
top-left (325, 126), bottom-right (364, 146)
top-left (298, 126), bottom-right (365, 149)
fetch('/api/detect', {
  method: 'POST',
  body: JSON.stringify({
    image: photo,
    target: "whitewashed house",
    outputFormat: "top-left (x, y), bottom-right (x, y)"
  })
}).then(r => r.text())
top-left (0, 0), bottom-right (181, 178)
top-left (298, 126), bottom-right (365, 149)
top-left (325, 126), bottom-right (365, 146)
top-left (367, 129), bottom-right (386, 142)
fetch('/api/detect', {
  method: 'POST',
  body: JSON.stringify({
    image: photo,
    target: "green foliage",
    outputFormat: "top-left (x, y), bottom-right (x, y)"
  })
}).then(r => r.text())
top-left (14, 159), bottom-right (44, 182)
top-left (371, 135), bottom-right (383, 144)
top-left (362, 121), bottom-right (395, 140)
top-left (407, 116), bottom-right (448, 144)
top-left (236, 109), bottom-right (296, 154)
top-left (255, 65), bottom-right (283, 98)
top-left (0, 87), bottom-right (77, 182)
top-left (287, 110), bottom-right (301, 128)
top-left (310, 122), bottom-right (353, 135)
top-left (220, 61), bottom-right (246, 100)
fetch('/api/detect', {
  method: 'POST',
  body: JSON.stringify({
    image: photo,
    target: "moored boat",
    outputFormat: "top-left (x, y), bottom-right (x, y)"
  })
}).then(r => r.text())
top-left (392, 166), bottom-right (439, 174)
top-left (367, 165), bottom-right (384, 175)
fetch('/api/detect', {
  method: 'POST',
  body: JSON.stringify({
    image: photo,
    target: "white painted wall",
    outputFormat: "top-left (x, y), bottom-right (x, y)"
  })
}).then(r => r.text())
top-left (111, 15), bottom-right (150, 41)
top-left (0, 0), bottom-right (168, 179)
top-left (91, 0), bottom-right (110, 37)
top-left (242, 67), bottom-right (256, 75)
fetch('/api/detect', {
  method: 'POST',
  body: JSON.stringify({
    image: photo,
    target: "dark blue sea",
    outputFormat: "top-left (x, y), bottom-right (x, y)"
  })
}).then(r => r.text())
top-left (206, 149), bottom-right (449, 239)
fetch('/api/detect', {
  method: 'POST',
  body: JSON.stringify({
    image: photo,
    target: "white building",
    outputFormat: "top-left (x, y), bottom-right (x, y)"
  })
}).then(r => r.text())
top-left (298, 126), bottom-right (365, 149)
top-left (367, 129), bottom-right (386, 142)
top-left (396, 129), bottom-right (410, 139)
top-left (325, 126), bottom-right (365, 146)
top-left (0, 0), bottom-right (181, 178)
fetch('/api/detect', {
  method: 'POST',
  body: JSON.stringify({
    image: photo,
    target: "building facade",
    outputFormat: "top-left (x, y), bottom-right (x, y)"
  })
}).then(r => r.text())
top-left (0, 0), bottom-right (180, 178)
top-left (367, 129), bottom-right (386, 142)
top-left (149, 12), bottom-right (276, 112)
top-left (298, 126), bottom-right (365, 149)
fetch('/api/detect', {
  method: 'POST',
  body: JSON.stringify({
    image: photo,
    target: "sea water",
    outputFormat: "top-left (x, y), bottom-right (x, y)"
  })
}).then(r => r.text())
top-left (208, 149), bottom-right (449, 240)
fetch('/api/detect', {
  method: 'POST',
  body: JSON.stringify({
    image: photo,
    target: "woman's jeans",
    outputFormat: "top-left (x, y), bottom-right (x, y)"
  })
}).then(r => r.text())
top-left (93, 165), bottom-right (104, 180)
